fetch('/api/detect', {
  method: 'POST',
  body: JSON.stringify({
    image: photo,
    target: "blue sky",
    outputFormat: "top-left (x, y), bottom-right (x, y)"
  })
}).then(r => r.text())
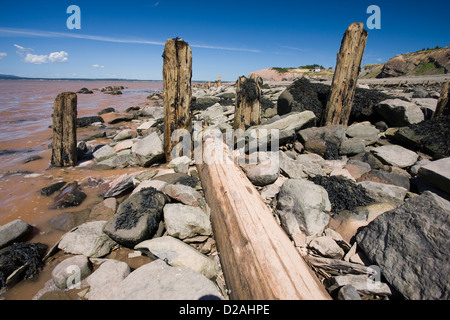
top-left (0, 0), bottom-right (448, 81)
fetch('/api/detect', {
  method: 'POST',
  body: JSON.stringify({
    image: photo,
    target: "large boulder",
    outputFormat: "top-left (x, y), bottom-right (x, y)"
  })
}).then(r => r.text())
top-left (131, 132), bottom-right (164, 167)
top-left (375, 99), bottom-right (424, 127)
top-left (356, 191), bottom-right (450, 300)
top-left (392, 115), bottom-right (450, 159)
top-left (103, 188), bottom-right (166, 247)
top-left (277, 77), bottom-right (394, 123)
top-left (109, 259), bottom-right (222, 300)
top-left (277, 179), bottom-right (331, 237)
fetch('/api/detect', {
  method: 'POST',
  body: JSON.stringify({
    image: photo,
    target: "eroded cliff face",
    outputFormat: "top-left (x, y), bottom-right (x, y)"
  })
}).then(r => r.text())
top-left (377, 46), bottom-right (449, 78)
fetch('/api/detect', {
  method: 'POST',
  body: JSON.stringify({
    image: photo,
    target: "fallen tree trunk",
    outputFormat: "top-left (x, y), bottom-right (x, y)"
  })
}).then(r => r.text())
top-left (196, 133), bottom-right (331, 300)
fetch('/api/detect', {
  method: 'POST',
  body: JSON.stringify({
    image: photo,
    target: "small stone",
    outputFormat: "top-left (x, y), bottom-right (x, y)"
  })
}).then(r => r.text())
top-left (308, 236), bottom-right (345, 259)
top-left (52, 255), bottom-right (92, 290)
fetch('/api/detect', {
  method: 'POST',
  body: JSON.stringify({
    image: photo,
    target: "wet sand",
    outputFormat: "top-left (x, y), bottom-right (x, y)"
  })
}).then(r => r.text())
top-left (0, 80), bottom-right (163, 299)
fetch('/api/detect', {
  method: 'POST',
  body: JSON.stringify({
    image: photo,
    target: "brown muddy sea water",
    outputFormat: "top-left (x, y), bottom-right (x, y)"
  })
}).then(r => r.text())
top-left (0, 80), bottom-right (163, 299)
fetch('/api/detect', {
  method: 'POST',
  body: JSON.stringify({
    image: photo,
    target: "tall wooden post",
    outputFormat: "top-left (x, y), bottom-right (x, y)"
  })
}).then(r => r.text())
top-left (233, 74), bottom-right (262, 131)
top-left (322, 23), bottom-right (368, 126)
top-left (432, 81), bottom-right (449, 119)
top-left (218, 74), bottom-right (222, 87)
top-left (163, 38), bottom-right (193, 162)
top-left (51, 92), bottom-right (77, 167)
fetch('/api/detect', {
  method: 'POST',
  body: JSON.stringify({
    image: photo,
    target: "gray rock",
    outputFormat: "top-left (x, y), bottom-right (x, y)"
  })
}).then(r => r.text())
top-left (109, 259), bottom-right (222, 300)
top-left (371, 145), bottom-right (418, 168)
top-left (358, 181), bottom-right (407, 206)
top-left (337, 285), bottom-right (362, 300)
top-left (163, 184), bottom-right (204, 207)
top-left (52, 255), bottom-right (92, 289)
top-left (329, 274), bottom-right (392, 297)
top-left (339, 138), bottom-right (366, 156)
top-left (49, 182), bottom-right (87, 209)
top-left (103, 188), bottom-right (166, 247)
top-left (93, 145), bottom-right (117, 163)
top-left (243, 158), bottom-right (280, 186)
top-left (167, 156), bottom-right (191, 174)
top-left (164, 204), bottom-right (212, 240)
top-left (103, 174), bottom-right (134, 198)
top-left (135, 236), bottom-right (216, 279)
top-left (113, 129), bottom-right (137, 141)
top-left (0, 219), bottom-right (32, 249)
top-left (277, 179), bottom-right (331, 237)
top-left (49, 208), bottom-right (91, 232)
top-left (375, 99), bottom-right (424, 127)
top-left (298, 125), bottom-right (346, 145)
top-left (139, 106), bottom-right (164, 120)
top-left (357, 169), bottom-right (411, 190)
top-left (131, 132), bottom-right (164, 167)
top-left (409, 159), bottom-right (431, 176)
top-left (308, 236), bottom-right (345, 259)
top-left (58, 221), bottom-right (117, 258)
top-left (356, 191), bottom-right (450, 300)
top-left (87, 259), bottom-right (131, 300)
top-left (346, 122), bottom-right (380, 143)
top-left (418, 157), bottom-right (450, 194)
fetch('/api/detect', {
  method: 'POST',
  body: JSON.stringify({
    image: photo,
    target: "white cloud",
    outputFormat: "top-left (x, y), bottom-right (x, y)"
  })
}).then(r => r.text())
top-left (92, 64), bottom-right (104, 68)
top-left (49, 51), bottom-right (69, 63)
top-left (23, 51), bottom-right (69, 64)
top-left (0, 53), bottom-right (7, 60)
top-left (14, 44), bottom-right (33, 56)
top-left (24, 53), bottom-right (49, 64)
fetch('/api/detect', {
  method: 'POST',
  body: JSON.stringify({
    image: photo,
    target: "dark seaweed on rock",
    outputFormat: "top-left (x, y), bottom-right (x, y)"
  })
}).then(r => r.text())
top-left (114, 187), bottom-right (166, 231)
top-left (278, 77), bottom-right (398, 124)
top-left (0, 243), bottom-right (47, 288)
top-left (311, 175), bottom-right (374, 213)
top-left (409, 115), bottom-right (450, 157)
top-left (237, 77), bottom-right (260, 104)
top-left (115, 203), bottom-right (142, 231)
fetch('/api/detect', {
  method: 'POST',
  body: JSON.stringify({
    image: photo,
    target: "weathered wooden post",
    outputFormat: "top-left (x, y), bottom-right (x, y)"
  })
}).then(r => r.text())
top-left (162, 38), bottom-right (193, 162)
top-left (432, 81), bottom-right (449, 119)
top-left (233, 74), bottom-right (263, 131)
top-left (218, 74), bottom-right (222, 87)
top-left (51, 92), bottom-right (77, 167)
top-left (322, 23), bottom-right (368, 126)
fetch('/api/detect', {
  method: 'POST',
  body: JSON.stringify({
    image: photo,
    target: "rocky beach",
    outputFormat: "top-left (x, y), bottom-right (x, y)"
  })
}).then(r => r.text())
top-left (0, 69), bottom-right (449, 301)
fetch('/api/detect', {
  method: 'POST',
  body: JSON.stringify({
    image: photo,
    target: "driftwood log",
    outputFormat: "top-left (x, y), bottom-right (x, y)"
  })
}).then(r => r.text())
top-left (51, 92), bottom-right (77, 167)
top-left (322, 23), bottom-right (368, 126)
top-left (196, 133), bottom-right (331, 300)
top-left (233, 75), bottom-right (263, 131)
top-left (162, 38), bottom-right (193, 162)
